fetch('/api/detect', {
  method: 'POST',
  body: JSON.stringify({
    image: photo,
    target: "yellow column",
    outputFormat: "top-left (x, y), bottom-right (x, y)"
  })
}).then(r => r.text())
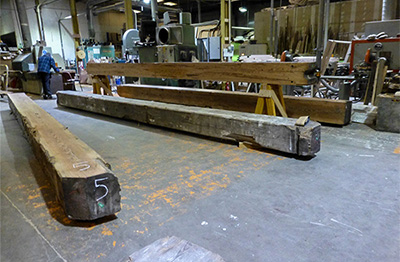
top-left (124, 0), bottom-right (134, 29)
top-left (69, 0), bottom-right (81, 49)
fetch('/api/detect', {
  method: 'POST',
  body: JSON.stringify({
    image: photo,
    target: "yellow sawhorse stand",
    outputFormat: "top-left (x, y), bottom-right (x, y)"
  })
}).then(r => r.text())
top-left (255, 84), bottom-right (287, 117)
top-left (92, 75), bottom-right (113, 96)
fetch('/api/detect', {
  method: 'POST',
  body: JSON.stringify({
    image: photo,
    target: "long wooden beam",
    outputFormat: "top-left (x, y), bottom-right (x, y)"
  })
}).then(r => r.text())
top-left (8, 93), bottom-right (121, 220)
top-left (87, 62), bottom-right (317, 85)
top-left (117, 85), bottom-right (352, 125)
top-left (57, 91), bottom-right (321, 156)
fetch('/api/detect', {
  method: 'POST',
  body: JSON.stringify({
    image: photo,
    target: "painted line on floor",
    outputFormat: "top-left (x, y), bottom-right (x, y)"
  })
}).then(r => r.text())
top-left (1, 190), bottom-right (67, 262)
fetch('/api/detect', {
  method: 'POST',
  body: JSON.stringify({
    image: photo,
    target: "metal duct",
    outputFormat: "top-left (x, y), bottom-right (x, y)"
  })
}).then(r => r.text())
top-left (151, 0), bottom-right (158, 21)
top-left (87, 7), bottom-right (95, 39)
top-left (382, 0), bottom-right (397, 21)
top-left (12, 0), bottom-right (32, 49)
top-left (320, 79), bottom-right (339, 92)
top-left (34, 0), bottom-right (46, 42)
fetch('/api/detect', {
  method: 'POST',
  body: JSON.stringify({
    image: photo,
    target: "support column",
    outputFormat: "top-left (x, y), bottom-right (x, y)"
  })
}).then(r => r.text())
top-left (69, 0), bottom-right (81, 50)
top-left (124, 0), bottom-right (134, 29)
top-left (220, 0), bottom-right (231, 60)
top-left (316, 0), bottom-right (326, 70)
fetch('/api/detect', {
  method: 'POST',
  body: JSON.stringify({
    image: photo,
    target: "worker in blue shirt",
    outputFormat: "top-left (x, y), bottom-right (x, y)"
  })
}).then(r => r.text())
top-left (37, 50), bottom-right (59, 99)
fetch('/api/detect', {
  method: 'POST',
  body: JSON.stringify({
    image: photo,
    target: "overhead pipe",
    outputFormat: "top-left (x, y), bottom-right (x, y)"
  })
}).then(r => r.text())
top-left (150, 0), bottom-right (158, 22)
top-left (381, 0), bottom-right (397, 21)
top-left (58, 12), bottom-right (85, 62)
top-left (320, 79), bottom-right (339, 92)
top-left (270, 0), bottom-right (274, 55)
top-left (12, 0), bottom-right (32, 49)
top-left (86, 0), bottom-right (120, 40)
top-left (87, 7), bottom-right (95, 39)
top-left (192, 20), bottom-right (219, 27)
top-left (323, 0), bottom-right (330, 49)
top-left (34, 0), bottom-right (46, 43)
top-left (93, 2), bottom-right (125, 14)
top-left (197, 0), bottom-right (201, 23)
top-left (92, 1), bottom-right (180, 16)
top-left (34, 0), bottom-right (62, 44)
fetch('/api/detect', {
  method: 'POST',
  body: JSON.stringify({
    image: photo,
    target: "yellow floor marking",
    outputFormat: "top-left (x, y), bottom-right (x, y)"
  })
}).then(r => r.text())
top-left (394, 145), bottom-right (400, 154)
top-left (101, 225), bottom-right (113, 236)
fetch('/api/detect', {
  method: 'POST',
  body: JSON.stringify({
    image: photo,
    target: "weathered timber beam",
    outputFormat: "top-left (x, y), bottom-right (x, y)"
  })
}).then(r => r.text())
top-left (117, 84), bottom-right (352, 125)
top-left (86, 62), bottom-right (317, 85)
top-left (57, 91), bottom-right (321, 156)
top-left (8, 93), bottom-right (121, 220)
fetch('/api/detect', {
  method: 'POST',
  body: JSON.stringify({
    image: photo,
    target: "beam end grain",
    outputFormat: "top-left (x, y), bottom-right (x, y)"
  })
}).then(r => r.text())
top-left (8, 93), bottom-right (121, 220)
top-left (57, 91), bottom-right (321, 156)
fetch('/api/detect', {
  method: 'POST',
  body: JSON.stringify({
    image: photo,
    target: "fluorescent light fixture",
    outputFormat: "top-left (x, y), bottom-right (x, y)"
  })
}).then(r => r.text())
top-left (239, 6), bottom-right (247, 13)
top-left (157, 0), bottom-right (164, 2)
top-left (163, 2), bottom-right (177, 6)
top-left (143, 0), bottom-right (150, 4)
top-left (133, 10), bottom-right (141, 13)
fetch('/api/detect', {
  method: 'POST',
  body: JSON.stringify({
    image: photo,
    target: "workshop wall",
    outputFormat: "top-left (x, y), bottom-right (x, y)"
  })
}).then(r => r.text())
top-left (24, 0), bottom-right (90, 62)
top-left (1, 0), bottom-right (91, 62)
top-left (95, 11), bottom-right (125, 43)
top-left (255, 0), bottom-right (384, 56)
top-left (0, 0), bottom-right (15, 36)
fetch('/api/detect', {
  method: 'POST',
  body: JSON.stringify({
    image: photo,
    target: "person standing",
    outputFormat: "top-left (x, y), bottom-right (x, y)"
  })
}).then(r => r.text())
top-left (37, 50), bottom-right (59, 99)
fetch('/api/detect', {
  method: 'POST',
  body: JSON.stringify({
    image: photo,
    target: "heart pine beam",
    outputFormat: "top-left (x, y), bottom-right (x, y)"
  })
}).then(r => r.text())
top-left (8, 93), bottom-right (121, 220)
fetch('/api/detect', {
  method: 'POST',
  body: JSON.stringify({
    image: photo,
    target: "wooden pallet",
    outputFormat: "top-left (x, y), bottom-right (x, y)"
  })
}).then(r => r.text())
top-left (8, 93), bottom-right (121, 220)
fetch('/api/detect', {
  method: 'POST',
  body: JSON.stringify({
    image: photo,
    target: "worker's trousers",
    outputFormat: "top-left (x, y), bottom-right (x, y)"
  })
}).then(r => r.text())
top-left (38, 72), bottom-right (52, 96)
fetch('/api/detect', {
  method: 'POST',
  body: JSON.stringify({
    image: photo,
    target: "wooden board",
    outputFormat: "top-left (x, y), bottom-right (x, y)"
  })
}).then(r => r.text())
top-left (128, 236), bottom-right (225, 262)
top-left (57, 91), bottom-right (321, 157)
top-left (8, 93), bottom-right (121, 220)
top-left (86, 62), bottom-right (317, 85)
top-left (117, 84), bottom-right (352, 125)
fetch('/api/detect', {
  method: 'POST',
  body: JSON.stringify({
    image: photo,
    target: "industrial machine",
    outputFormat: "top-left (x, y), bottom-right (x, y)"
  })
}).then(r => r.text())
top-left (198, 37), bottom-right (221, 61)
top-left (122, 11), bottom-right (198, 86)
top-left (350, 38), bottom-right (400, 72)
top-left (122, 29), bottom-right (140, 62)
top-left (84, 45), bottom-right (115, 65)
top-left (155, 12), bottom-right (197, 63)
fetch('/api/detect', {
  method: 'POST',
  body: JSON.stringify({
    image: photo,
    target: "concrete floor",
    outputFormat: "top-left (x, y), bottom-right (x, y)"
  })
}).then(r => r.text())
top-left (1, 94), bottom-right (399, 262)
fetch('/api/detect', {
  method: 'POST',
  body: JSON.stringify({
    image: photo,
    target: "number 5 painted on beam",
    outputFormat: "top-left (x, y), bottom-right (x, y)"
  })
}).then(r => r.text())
top-left (95, 177), bottom-right (109, 201)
